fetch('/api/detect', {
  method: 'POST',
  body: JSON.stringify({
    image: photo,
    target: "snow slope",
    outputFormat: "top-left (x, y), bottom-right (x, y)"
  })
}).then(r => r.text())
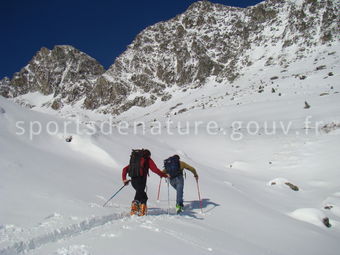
top-left (1, 97), bottom-right (340, 254)
top-left (1, 44), bottom-right (340, 255)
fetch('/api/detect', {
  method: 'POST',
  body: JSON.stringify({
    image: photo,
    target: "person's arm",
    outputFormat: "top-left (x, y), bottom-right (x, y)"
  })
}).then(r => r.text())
top-left (122, 165), bottom-right (130, 184)
top-left (149, 158), bottom-right (169, 178)
top-left (180, 161), bottom-right (198, 178)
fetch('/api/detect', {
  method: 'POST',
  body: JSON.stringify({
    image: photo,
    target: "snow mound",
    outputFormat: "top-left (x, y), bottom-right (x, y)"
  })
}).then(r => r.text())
top-left (268, 178), bottom-right (300, 191)
top-left (289, 208), bottom-right (329, 228)
top-left (62, 135), bottom-right (119, 168)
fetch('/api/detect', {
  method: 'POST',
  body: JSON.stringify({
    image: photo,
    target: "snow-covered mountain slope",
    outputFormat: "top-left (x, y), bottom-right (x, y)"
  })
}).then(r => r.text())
top-left (1, 63), bottom-right (340, 255)
top-left (112, 40), bottom-right (339, 125)
top-left (7, 37), bottom-right (339, 127)
top-left (0, 0), bottom-right (339, 254)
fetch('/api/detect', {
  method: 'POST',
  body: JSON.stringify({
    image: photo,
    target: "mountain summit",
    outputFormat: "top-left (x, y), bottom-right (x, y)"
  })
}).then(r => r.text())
top-left (0, 45), bottom-right (105, 110)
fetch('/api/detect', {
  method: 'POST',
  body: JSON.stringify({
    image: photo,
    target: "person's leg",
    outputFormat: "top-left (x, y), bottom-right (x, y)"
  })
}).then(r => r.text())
top-left (130, 178), bottom-right (140, 215)
top-left (131, 176), bottom-right (148, 204)
top-left (131, 176), bottom-right (148, 216)
top-left (131, 177), bottom-right (139, 202)
top-left (176, 175), bottom-right (184, 207)
top-left (170, 177), bottom-right (179, 205)
top-left (170, 176), bottom-right (184, 212)
top-left (139, 176), bottom-right (148, 205)
top-left (138, 177), bottom-right (148, 216)
top-left (169, 178), bottom-right (177, 190)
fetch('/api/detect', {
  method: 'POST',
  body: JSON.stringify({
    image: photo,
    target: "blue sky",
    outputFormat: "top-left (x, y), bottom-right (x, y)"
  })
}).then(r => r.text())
top-left (0, 0), bottom-right (263, 79)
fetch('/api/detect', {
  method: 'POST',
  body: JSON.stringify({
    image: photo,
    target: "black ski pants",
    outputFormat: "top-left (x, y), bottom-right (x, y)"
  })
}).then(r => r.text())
top-left (131, 176), bottom-right (148, 204)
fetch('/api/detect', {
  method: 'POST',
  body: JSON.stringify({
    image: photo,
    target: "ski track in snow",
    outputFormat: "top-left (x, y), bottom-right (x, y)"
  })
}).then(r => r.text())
top-left (154, 225), bottom-right (215, 253)
top-left (0, 212), bottom-right (130, 255)
top-left (0, 206), bottom-right (206, 255)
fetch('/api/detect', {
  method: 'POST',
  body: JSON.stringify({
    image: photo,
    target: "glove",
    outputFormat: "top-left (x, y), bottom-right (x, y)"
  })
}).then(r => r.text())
top-left (123, 179), bottom-right (130, 186)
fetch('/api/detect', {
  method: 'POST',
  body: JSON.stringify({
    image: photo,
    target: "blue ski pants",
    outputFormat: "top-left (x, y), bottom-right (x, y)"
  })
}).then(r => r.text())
top-left (170, 175), bottom-right (184, 207)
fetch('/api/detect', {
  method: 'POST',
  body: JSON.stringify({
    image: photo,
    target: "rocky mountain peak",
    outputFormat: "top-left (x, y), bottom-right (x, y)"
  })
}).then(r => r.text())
top-left (187, 0), bottom-right (240, 13)
top-left (1, 45), bottom-right (105, 109)
top-left (187, 0), bottom-right (220, 12)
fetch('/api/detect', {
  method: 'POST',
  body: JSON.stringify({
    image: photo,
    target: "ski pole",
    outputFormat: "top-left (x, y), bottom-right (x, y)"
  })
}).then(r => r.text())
top-left (103, 181), bottom-right (130, 207)
top-left (167, 178), bottom-right (170, 215)
top-left (157, 177), bottom-right (162, 201)
top-left (196, 178), bottom-right (203, 213)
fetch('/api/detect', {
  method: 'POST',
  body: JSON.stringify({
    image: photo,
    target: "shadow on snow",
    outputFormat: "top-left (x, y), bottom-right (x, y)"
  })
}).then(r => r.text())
top-left (148, 198), bottom-right (220, 219)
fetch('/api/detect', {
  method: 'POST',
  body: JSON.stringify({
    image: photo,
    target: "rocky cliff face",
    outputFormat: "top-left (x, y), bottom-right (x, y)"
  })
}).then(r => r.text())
top-left (0, 77), bottom-right (11, 98)
top-left (85, 0), bottom-right (340, 113)
top-left (1, 0), bottom-right (339, 114)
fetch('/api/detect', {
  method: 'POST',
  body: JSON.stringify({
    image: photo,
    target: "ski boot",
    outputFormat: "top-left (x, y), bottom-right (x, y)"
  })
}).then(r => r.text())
top-left (130, 200), bottom-right (140, 216)
top-left (139, 203), bottom-right (147, 216)
top-left (176, 204), bottom-right (184, 214)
